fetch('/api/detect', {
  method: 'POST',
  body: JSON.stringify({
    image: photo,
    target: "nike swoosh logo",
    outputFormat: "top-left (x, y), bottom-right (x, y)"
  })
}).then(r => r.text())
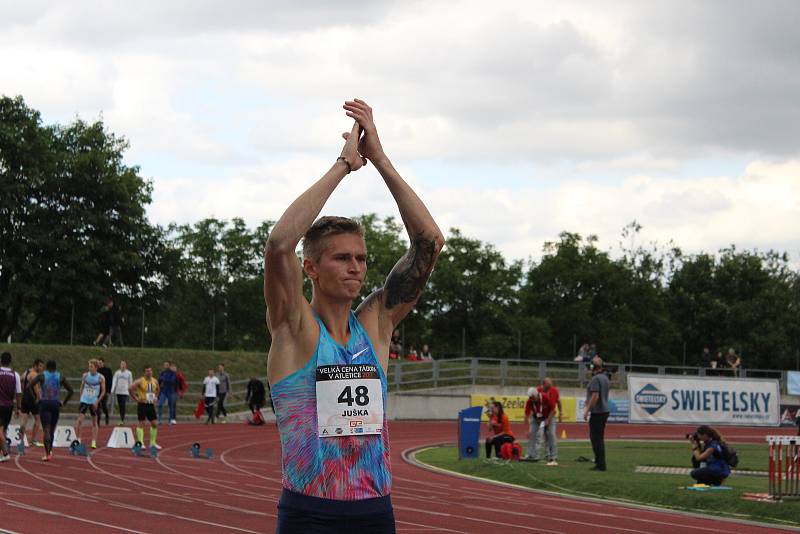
top-left (351, 348), bottom-right (369, 361)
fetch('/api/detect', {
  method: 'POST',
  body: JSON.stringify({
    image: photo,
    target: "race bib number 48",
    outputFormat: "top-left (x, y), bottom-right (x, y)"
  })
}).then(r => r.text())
top-left (316, 364), bottom-right (384, 438)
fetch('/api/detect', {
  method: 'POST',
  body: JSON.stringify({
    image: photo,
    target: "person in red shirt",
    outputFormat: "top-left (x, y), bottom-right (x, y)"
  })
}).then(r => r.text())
top-left (485, 401), bottom-right (514, 459)
top-left (523, 387), bottom-right (555, 462)
top-left (539, 377), bottom-right (562, 465)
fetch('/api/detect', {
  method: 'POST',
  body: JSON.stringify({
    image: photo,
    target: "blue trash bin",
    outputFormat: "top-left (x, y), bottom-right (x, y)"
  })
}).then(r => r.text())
top-left (458, 406), bottom-right (483, 459)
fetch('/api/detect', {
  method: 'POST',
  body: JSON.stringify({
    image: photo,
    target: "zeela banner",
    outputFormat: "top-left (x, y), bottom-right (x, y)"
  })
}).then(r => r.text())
top-left (628, 374), bottom-right (780, 426)
top-left (470, 394), bottom-right (577, 423)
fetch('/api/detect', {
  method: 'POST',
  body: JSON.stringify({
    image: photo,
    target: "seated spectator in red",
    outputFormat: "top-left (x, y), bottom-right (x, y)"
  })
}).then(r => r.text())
top-left (407, 345), bottom-right (418, 361)
top-left (485, 401), bottom-right (514, 458)
top-left (419, 344), bottom-right (433, 360)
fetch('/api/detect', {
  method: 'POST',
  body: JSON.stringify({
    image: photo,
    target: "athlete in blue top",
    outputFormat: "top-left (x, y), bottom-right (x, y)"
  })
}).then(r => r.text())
top-left (77, 359), bottom-right (105, 450)
top-left (26, 360), bottom-right (74, 461)
top-left (265, 100), bottom-right (444, 533)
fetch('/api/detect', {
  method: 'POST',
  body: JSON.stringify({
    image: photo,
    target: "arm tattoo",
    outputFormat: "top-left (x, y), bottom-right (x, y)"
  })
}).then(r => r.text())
top-left (384, 236), bottom-right (437, 309)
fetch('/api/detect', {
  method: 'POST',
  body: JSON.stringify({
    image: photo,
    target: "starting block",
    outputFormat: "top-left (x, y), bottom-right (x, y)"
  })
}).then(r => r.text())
top-left (107, 427), bottom-right (135, 449)
top-left (149, 445), bottom-right (158, 459)
top-left (69, 440), bottom-right (87, 456)
top-left (6, 425), bottom-right (30, 449)
top-left (131, 440), bottom-right (144, 457)
top-left (189, 442), bottom-right (213, 459)
top-left (17, 442), bottom-right (25, 456)
top-left (53, 426), bottom-right (78, 448)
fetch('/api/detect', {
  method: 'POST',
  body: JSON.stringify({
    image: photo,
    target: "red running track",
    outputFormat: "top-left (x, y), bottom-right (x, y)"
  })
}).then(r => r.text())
top-left (0, 421), bottom-right (797, 533)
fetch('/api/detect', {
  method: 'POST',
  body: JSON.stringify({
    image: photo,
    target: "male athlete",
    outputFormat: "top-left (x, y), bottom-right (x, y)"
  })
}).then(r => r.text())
top-left (26, 360), bottom-right (74, 461)
top-left (20, 358), bottom-right (44, 447)
top-left (0, 352), bottom-right (22, 463)
top-left (128, 365), bottom-right (160, 450)
top-left (265, 99), bottom-right (444, 533)
top-left (76, 359), bottom-right (105, 449)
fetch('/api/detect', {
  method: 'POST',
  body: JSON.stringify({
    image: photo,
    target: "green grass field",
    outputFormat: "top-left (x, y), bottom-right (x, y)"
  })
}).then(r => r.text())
top-left (415, 441), bottom-right (800, 527)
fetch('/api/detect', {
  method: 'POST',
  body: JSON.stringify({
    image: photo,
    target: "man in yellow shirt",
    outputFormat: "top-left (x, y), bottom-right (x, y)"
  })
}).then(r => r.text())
top-left (128, 365), bottom-right (160, 450)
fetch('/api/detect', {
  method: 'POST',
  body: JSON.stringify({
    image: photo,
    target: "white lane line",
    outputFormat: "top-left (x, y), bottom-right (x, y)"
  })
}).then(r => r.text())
top-left (0, 497), bottom-right (148, 534)
top-left (392, 504), bottom-right (563, 534)
top-left (2, 481), bottom-right (41, 491)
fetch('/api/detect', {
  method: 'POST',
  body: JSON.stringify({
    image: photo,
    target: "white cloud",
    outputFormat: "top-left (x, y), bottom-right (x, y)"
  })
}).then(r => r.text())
top-left (2, 0), bottom-right (799, 263)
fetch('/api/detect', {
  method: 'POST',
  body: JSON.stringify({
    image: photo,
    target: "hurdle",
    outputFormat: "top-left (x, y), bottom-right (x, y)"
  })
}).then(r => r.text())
top-left (766, 436), bottom-right (800, 500)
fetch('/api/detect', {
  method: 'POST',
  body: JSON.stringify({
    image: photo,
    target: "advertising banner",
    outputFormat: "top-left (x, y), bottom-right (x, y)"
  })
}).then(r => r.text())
top-left (788, 371), bottom-right (800, 395)
top-left (780, 404), bottom-right (799, 427)
top-left (470, 394), bottom-right (577, 423)
top-left (576, 398), bottom-right (629, 422)
top-left (628, 374), bottom-right (780, 426)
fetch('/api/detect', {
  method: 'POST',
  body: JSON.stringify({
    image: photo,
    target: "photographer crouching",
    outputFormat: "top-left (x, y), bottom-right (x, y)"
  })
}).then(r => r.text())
top-left (687, 425), bottom-right (731, 486)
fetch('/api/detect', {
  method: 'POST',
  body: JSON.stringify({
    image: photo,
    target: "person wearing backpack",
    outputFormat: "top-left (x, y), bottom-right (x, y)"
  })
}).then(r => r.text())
top-left (688, 425), bottom-right (732, 486)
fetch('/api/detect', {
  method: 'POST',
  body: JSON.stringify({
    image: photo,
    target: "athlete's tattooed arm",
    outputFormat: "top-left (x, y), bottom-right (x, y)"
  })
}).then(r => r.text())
top-left (384, 234), bottom-right (438, 309)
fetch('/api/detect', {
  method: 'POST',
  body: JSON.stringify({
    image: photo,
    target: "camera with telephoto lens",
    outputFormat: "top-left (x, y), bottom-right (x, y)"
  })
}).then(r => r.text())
top-left (685, 432), bottom-right (699, 441)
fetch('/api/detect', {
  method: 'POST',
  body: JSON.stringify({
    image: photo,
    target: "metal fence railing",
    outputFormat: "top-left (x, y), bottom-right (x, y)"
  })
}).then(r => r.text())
top-left (386, 358), bottom-right (793, 393)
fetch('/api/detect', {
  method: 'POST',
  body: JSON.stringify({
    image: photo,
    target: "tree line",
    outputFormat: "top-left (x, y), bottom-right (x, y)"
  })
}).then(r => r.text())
top-left (2, 95), bottom-right (799, 369)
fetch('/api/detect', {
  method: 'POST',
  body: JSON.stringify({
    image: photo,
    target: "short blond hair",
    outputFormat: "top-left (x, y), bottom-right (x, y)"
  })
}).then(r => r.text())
top-left (88, 359), bottom-right (100, 370)
top-left (302, 216), bottom-right (365, 262)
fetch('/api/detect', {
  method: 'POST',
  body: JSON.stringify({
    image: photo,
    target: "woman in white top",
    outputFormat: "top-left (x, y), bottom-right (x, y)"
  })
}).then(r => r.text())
top-left (110, 360), bottom-right (133, 424)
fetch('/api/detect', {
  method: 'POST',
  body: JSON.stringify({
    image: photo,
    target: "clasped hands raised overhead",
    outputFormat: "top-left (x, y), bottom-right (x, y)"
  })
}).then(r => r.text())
top-left (338, 99), bottom-right (387, 173)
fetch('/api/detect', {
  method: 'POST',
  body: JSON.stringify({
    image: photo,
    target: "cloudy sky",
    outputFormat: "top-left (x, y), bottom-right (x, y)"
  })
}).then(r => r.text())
top-left (3, 0), bottom-right (799, 262)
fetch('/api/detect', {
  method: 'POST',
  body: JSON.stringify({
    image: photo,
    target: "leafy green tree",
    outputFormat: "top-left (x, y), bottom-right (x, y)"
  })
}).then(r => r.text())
top-left (1, 95), bottom-right (160, 343)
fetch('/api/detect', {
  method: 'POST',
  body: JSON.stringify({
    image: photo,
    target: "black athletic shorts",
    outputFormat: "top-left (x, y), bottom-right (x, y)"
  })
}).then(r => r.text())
top-left (0, 406), bottom-right (12, 432)
top-left (276, 489), bottom-right (395, 534)
top-left (79, 402), bottom-right (98, 417)
top-left (137, 403), bottom-right (157, 422)
top-left (21, 394), bottom-right (39, 415)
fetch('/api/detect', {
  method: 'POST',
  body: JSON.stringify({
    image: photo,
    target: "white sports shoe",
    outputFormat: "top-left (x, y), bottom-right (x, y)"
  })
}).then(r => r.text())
top-left (546, 460), bottom-right (559, 466)
top-left (169, 419), bottom-right (177, 425)
top-left (0, 454), bottom-right (10, 463)
top-left (153, 444), bottom-right (163, 450)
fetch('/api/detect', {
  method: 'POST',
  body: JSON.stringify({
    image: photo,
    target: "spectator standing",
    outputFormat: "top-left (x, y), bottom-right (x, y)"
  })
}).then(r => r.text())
top-left (484, 401), bottom-right (514, 459)
top-left (110, 360), bottom-right (133, 424)
top-left (540, 377), bottom-right (562, 465)
top-left (20, 359), bottom-right (44, 446)
top-left (583, 356), bottom-right (610, 471)
top-left (726, 348), bottom-right (741, 377)
top-left (710, 351), bottom-right (725, 374)
top-left (0, 352), bottom-right (22, 463)
top-left (97, 358), bottom-right (114, 425)
top-left (419, 344), bottom-right (433, 361)
top-left (107, 298), bottom-right (124, 346)
top-left (202, 369), bottom-right (220, 425)
top-left (389, 330), bottom-right (402, 360)
top-left (93, 302), bottom-right (112, 347)
top-left (172, 363), bottom-right (188, 400)
top-left (157, 361), bottom-right (178, 425)
top-left (217, 363), bottom-right (231, 423)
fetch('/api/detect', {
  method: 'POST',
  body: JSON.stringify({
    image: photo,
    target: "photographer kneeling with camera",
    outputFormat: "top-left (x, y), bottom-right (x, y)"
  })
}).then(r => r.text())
top-left (687, 425), bottom-right (732, 486)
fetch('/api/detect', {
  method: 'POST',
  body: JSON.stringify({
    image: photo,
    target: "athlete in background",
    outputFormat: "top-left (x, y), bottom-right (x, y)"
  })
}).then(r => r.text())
top-left (26, 360), bottom-right (74, 461)
top-left (129, 366), bottom-right (161, 450)
top-left (0, 352), bottom-right (22, 463)
top-left (265, 99), bottom-right (444, 533)
top-left (20, 358), bottom-right (44, 447)
top-left (76, 359), bottom-right (105, 450)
